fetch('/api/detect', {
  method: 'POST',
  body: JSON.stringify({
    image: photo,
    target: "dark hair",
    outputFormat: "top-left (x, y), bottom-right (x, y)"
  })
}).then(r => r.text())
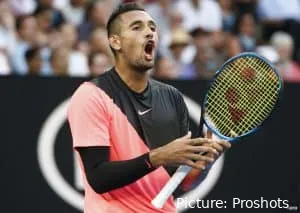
top-left (25, 47), bottom-right (40, 62)
top-left (34, 6), bottom-right (51, 16)
top-left (106, 2), bottom-right (145, 55)
top-left (85, 0), bottom-right (102, 21)
top-left (106, 2), bottom-right (145, 37)
top-left (233, 12), bottom-right (256, 34)
top-left (16, 15), bottom-right (32, 31)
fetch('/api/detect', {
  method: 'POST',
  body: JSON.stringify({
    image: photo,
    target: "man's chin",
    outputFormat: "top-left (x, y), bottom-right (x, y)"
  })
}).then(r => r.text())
top-left (134, 61), bottom-right (154, 73)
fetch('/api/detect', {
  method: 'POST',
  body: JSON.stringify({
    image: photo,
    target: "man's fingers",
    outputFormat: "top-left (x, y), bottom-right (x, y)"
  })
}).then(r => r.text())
top-left (200, 141), bottom-right (231, 154)
top-left (217, 140), bottom-right (231, 149)
top-left (184, 160), bottom-right (206, 170)
top-left (205, 129), bottom-right (213, 139)
top-left (188, 153), bottom-right (214, 163)
top-left (189, 145), bottom-right (219, 155)
top-left (209, 142), bottom-right (224, 152)
top-left (188, 138), bottom-right (213, 145)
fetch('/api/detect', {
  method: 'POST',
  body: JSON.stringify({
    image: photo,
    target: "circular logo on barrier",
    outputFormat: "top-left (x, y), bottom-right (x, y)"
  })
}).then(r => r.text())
top-left (37, 95), bottom-right (224, 212)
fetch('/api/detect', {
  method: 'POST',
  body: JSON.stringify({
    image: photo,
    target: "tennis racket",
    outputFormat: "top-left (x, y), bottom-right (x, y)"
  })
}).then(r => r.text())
top-left (151, 52), bottom-right (283, 209)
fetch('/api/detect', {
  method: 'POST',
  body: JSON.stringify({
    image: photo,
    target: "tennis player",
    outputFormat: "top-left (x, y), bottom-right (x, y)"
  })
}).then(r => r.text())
top-left (68, 3), bottom-right (230, 213)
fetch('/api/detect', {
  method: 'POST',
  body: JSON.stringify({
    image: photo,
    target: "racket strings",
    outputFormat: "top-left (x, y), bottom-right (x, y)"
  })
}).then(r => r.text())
top-left (205, 56), bottom-right (280, 137)
top-left (224, 57), bottom-right (278, 134)
top-left (241, 58), bottom-right (278, 129)
top-left (230, 58), bottom-right (274, 130)
top-left (207, 62), bottom-right (251, 134)
top-left (225, 58), bottom-right (278, 134)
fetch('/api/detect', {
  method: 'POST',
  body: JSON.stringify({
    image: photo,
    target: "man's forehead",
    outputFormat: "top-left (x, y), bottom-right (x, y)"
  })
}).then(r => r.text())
top-left (119, 10), bottom-right (155, 25)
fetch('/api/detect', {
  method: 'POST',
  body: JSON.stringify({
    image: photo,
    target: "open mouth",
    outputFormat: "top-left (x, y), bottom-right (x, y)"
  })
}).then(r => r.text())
top-left (144, 40), bottom-right (155, 61)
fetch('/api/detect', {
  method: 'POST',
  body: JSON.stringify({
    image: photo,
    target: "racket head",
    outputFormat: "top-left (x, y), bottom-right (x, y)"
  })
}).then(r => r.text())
top-left (202, 52), bottom-right (283, 142)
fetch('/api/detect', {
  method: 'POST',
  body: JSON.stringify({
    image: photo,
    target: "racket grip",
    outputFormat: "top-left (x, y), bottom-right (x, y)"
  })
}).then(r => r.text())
top-left (151, 165), bottom-right (192, 209)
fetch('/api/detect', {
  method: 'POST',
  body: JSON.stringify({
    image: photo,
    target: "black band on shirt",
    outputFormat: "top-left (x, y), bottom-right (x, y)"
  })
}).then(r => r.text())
top-left (76, 146), bottom-right (155, 194)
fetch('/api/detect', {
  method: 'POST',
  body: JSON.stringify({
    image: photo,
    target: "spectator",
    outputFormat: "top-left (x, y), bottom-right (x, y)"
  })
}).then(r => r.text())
top-left (89, 28), bottom-right (113, 61)
top-left (1, 0), bottom-right (299, 81)
top-left (50, 47), bottom-right (69, 76)
top-left (225, 35), bottom-right (242, 59)
top-left (181, 25), bottom-right (218, 80)
top-left (257, 0), bottom-right (300, 61)
top-left (78, 0), bottom-right (117, 41)
top-left (256, 45), bottom-right (279, 64)
top-left (175, 0), bottom-right (222, 32)
top-left (166, 28), bottom-right (191, 78)
top-left (0, 50), bottom-right (11, 75)
top-left (146, 0), bottom-right (176, 47)
top-left (11, 15), bottom-right (37, 75)
top-left (61, 0), bottom-right (88, 26)
top-left (169, 28), bottom-right (191, 63)
top-left (36, 0), bottom-right (65, 28)
top-left (25, 47), bottom-right (42, 75)
top-left (34, 7), bottom-right (53, 48)
top-left (219, 0), bottom-right (236, 32)
top-left (9, 0), bottom-right (36, 16)
top-left (60, 23), bottom-right (89, 77)
top-left (0, 1), bottom-right (15, 75)
top-left (60, 23), bottom-right (78, 50)
top-left (153, 55), bottom-right (178, 79)
top-left (270, 32), bottom-right (300, 82)
top-left (169, 9), bottom-right (184, 31)
top-left (175, 0), bottom-right (224, 68)
top-left (52, 0), bottom-right (69, 10)
top-left (34, 6), bottom-right (58, 76)
top-left (88, 52), bottom-right (111, 76)
top-left (35, 7), bottom-right (53, 33)
top-left (235, 13), bottom-right (256, 52)
top-left (257, 0), bottom-right (300, 23)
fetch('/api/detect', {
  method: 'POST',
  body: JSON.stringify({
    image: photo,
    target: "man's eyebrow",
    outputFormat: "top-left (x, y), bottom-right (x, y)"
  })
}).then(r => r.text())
top-left (128, 20), bottom-right (157, 28)
top-left (129, 20), bottom-right (143, 27)
top-left (148, 20), bottom-right (157, 27)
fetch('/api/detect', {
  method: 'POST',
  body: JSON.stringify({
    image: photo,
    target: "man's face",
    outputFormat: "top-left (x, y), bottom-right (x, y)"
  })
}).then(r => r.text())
top-left (51, 48), bottom-right (69, 76)
top-left (61, 24), bottom-right (77, 49)
top-left (112, 11), bottom-right (158, 72)
top-left (37, 10), bottom-right (53, 32)
top-left (90, 29), bottom-right (110, 54)
top-left (90, 53), bottom-right (110, 76)
top-left (20, 17), bottom-right (37, 42)
top-left (92, 1), bottom-right (114, 26)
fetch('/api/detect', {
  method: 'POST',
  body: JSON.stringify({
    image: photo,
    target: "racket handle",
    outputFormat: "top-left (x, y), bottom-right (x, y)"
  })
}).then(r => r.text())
top-left (151, 165), bottom-right (192, 209)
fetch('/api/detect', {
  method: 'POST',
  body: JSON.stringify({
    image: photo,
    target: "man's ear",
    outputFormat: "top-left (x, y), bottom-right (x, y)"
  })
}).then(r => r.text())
top-left (109, 35), bottom-right (121, 52)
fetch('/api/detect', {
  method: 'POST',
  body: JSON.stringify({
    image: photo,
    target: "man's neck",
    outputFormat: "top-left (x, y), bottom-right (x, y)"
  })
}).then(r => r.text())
top-left (115, 60), bottom-right (149, 93)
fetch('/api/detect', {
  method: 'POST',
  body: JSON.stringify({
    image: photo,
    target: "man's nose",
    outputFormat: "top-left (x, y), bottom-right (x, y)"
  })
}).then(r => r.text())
top-left (145, 28), bottom-right (154, 39)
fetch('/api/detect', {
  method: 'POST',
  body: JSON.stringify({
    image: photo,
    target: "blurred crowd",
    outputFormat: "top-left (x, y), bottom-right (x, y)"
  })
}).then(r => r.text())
top-left (1, 0), bottom-right (300, 82)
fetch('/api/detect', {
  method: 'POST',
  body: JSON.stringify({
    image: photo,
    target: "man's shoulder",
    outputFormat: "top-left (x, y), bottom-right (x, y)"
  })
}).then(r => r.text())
top-left (150, 78), bottom-right (182, 96)
top-left (70, 70), bottom-right (114, 107)
top-left (69, 82), bottom-right (100, 107)
top-left (90, 70), bottom-right (113, 86)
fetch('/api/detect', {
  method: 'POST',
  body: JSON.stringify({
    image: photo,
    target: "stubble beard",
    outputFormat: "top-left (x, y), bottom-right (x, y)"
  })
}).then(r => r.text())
top-left (131, 56), bottom-right (154, 73)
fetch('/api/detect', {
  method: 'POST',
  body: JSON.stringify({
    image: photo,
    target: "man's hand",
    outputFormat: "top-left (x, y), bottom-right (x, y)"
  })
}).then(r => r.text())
top-left (180, 130), bottom-right (231, 191)
top-left (149, 131), bottom-right (230, 170)
top-left (204, 130), bottom-right (231, 160)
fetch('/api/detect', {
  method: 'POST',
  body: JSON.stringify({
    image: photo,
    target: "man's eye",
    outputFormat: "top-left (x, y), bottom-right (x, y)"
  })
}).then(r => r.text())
top-left (151, 27), bottom-right (156, 32)
top-left (133, 26), bottom-right (140, 31)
